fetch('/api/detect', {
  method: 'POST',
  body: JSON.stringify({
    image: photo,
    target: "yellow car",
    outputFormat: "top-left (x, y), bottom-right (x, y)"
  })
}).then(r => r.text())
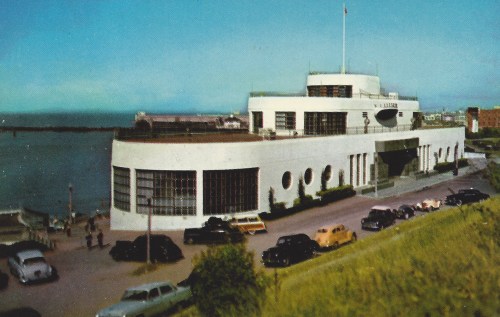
top-left (314, 224), bottom-right (357, 250)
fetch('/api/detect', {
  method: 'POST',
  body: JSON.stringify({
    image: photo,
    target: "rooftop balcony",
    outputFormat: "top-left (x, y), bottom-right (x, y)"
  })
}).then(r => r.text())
top-left (249, 91), bottom-right (417, 101)
top-left (111, 124), bottom-right (460, 144)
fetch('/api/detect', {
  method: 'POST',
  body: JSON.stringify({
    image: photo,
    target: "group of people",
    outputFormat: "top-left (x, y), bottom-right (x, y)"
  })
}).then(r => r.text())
top-left (85, 229), bottom-right (104, 250)
top-left (84, 216), bottom-right (105, 250)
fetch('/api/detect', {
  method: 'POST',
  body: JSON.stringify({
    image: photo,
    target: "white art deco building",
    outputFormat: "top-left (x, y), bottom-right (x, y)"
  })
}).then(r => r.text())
top-left (110, 71), bottom-right (464, 230)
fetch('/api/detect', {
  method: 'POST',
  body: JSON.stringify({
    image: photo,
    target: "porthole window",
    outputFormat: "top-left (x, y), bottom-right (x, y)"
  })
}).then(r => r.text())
top-left (304, 168), bottom-right (313, 185)
top-left (324, 165), bottom-right (332, 182)
top-left (282, 171), bottom-right (292, 190)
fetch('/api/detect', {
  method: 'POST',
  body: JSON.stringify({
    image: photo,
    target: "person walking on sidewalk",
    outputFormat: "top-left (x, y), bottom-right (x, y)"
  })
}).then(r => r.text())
top-left (85, 232), bottom-right (93, 250)
top-left (97, 229), bottom-right (104, 248)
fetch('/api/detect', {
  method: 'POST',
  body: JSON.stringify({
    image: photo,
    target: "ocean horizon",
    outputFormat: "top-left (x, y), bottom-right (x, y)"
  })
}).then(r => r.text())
top-left (0, 112), bottom-right (137, 216)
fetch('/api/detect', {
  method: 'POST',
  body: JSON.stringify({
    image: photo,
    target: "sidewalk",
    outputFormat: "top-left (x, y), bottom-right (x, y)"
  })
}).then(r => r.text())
top-left (361, 158), bottom-right (488, 199)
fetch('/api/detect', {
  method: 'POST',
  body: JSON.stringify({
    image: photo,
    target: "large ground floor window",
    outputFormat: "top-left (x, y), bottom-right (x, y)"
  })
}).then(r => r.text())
top-left (203, 168), bottom-right (259, 215)
top-left (136, 170), bottom-right (196, 216)
top-left (304, 112), bottom-right (347, 135)
top-left (113, 166), bottom-right (130, 211)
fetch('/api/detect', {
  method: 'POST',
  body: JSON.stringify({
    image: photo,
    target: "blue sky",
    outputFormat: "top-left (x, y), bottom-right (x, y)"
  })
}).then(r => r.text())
top-left (0, 0), bottom-right (498, 113)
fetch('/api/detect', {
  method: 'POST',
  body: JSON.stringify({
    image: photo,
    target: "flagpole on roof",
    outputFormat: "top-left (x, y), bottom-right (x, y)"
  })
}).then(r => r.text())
top-left (342, 2), bottom-right (347, 74)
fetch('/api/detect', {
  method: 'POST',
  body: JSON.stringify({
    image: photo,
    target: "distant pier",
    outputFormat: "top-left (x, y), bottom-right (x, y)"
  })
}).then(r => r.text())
top-left (0, 126), bottom-right (117, 133)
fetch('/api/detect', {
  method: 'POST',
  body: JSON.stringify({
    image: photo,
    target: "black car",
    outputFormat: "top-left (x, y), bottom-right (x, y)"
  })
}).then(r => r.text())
top-left (109, 234), bottom-right (183, 262)
top-left (183, 217), bottom-right (244, 244)
top-left (445, 188), bottom-right (490, 206)
top-left (393, 204), bottom-right (416, 220)
top-left (261, 234), bottom-right (318, 267)
top-left (361, 206), bottom-right (396, 230)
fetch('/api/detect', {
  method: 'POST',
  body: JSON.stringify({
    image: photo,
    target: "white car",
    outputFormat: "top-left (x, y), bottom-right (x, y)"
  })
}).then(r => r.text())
top-left (228, 213), bottom-right (267, 235)
top-left (96, 281), bottom-right (192, 317)
top-left (415, 199), bottom-right (441, 212)
top-left (8, 249), bottom-right (57, 284)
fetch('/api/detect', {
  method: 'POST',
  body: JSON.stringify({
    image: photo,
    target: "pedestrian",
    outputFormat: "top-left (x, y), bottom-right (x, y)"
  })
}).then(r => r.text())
top-left (64, 220), bottom-right (71, 237)
top-left (97, 229), bottom-right (104, 248)
top-left (85, 232), bottom-right (93, 249)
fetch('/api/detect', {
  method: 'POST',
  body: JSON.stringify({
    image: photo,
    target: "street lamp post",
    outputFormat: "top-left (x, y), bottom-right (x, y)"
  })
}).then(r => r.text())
top-left (68, 184), bottom-right (73, 223)
top-left (374, 153), bottom-right (378, 198)
top-left (146, 197), bottom-right (152, 265)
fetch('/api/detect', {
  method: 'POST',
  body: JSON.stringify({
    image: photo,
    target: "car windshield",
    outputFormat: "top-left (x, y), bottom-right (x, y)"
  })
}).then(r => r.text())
top-left (122, 290), bottom-right (148, 301)
top-left (23, 257), bottom-right (46, 265)
top-left (368, 210), bottom-right (382, 217)
top-left (277, 237), bottom-right (292, 245)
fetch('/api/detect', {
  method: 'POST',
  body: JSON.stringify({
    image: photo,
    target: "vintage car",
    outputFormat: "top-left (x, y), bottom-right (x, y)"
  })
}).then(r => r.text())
top-left (445, 188), bottom-right (490, 206)
top-left (228, 213), bottom-right (267, 235)
top-left (7, 249), bottom-right (57, 284)
top-left (361, 206), bottom-right (397, 231)
top-left (183, 217), bottom-right (244, 244)
top-left (415, 199), bottom-right (441, 212)
top-left (109, 234), bottom-right (183, 263)
top-left (0, 269), bottom-right (8, 290)
top-left (261, 233), bottom-right (318, 267)
top-left (393, 204), bottom-right (416, 219)
top-left (95, 281), bottom-right (192, 317)
top-left (314, 224), bottom-right (356, 250)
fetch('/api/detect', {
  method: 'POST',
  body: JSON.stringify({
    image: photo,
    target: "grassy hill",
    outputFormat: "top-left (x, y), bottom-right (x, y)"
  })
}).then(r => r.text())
top-left (261, 196), bottom-right (499, 317)
top-left (178, 197), bottom-right (499, 317)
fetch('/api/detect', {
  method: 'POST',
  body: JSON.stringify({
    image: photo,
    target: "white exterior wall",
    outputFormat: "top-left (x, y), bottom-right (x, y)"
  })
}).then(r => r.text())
top-left (248, 96), bottom-right (419, 135)
top-left (307, 74), bottom-right (381, 95)
top-left (110, 127), bottom-right (464, 230)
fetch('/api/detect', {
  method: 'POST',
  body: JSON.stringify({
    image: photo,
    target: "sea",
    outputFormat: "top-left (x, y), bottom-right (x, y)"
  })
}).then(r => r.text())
top-left (0, 112), bottom-right (135, 217)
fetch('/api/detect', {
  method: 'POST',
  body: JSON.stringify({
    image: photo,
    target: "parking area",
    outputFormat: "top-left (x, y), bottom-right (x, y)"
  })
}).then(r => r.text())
top-left (0, 168), bottom-right (495, 317)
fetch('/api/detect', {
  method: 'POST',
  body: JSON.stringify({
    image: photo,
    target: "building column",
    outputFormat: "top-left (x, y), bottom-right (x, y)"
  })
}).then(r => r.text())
top-left (426, 145), bottom-right (431, 172)
top-left (196, 169), bottom-right (204, 224)
top-left (417, 146), bottom-right (422, 171)
top-left (363, 153), bottom-right (367, 185)
top-left (130, 168), bottom-right (137, 214)
top-left (356, 154), bottom-right (361, 187)
top-left (349, 155), bottom-right (354, 186)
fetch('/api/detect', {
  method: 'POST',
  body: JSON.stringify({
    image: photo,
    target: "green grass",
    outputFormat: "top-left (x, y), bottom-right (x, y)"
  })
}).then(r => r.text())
top-left (178, 197), bottom-right (500, 317)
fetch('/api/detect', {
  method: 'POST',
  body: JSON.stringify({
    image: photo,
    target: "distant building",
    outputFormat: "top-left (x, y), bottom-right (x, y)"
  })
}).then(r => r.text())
top-left (467, 107), bottom-right (500, 132)
top-left (134, 112), bottom-right (248, 132)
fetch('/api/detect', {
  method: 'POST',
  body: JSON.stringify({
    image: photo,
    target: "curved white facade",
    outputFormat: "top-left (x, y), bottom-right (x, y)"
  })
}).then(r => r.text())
top-left (307, 74), bottom-right (381, 95)
top-left (111, 127), bottom-right (465, 230)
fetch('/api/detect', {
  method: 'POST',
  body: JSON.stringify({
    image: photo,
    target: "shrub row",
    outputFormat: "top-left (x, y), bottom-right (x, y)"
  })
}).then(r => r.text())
top-left (316, 185), bottom-right (356, 204)
top-left (260, 185), bottom-right (355, 221)
top-left (433, 158), bottom-right (468, 173)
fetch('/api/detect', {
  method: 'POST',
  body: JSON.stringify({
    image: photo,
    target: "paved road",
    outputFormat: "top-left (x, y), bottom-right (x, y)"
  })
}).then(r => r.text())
top-left (0, 168), bottom-right (495, 317)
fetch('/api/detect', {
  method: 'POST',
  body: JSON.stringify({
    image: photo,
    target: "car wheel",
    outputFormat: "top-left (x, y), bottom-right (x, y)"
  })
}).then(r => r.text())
top-left (332, 242), bottom-right (339, 250)
top-left (282, 257), bottom-right (290, 267)
top-left (404, 213), bottom-right (409, 220)
top-left (186, 237), bottom-right (194, 245)
top-left (456, 200), bottom-right (462, 206)
top-left (379, 225), bottom-right (384, 230)
top-left (248, 230), bottom-right (256, 235)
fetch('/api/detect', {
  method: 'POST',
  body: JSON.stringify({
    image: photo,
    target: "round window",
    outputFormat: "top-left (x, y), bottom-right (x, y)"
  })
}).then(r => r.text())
top-left (304, 168), bottom-right (313, 185)
top-left (282, 171), bottom-right (292, 190)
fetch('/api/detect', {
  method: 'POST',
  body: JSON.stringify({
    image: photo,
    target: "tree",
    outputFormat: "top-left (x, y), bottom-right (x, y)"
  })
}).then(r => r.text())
top-left (298, 175), bottom-right (305, 201)
top-left (268, 187), bottom-right (275, 212)
top-left (191, 244), bottom-right (270, 317)
top-left (339, 169), bottom-right (345, 186)
top-left (321, 168), bottom-right (327, 191)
